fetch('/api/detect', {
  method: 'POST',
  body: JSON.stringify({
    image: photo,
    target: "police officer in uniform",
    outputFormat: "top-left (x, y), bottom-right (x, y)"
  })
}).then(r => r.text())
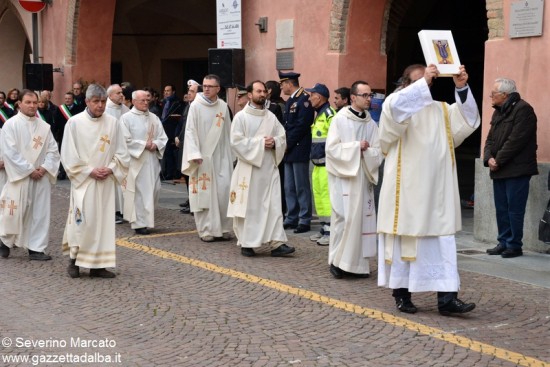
top-left (305, 83), bottom-right (335, 245)
top-left (279, 71), bottom-right (315, 233)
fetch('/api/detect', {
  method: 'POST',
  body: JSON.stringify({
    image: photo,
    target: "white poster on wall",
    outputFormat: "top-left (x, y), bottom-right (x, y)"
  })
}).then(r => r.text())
top-left (216, 0), bottom-right (242, 48)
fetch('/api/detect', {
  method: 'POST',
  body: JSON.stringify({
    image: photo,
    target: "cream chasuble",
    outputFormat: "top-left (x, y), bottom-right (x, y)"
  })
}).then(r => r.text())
top-left (376, 78), bottom-right (480, 292)
top-left (228, 104), bottom-right (287, 249)
top-left (61, 111), bottom-right (129, 268)
top-left (0, 112), bottom-right (60, 251)
top-left (105, 98), bottom-right (130, 214)
top-left (0, 129), bottom-right (7, 191)
top-left (181, 94), bottom-right (234, 237)
top-left (120, 107), bottom-right (167, 229)
top-left (325, 108), bottom-right (382, 274)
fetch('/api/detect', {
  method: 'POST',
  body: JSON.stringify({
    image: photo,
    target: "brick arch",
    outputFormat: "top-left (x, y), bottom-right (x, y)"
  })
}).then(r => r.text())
top-left (64, 0), bottom-right (80, 65)
top-left (486, 0), bottom-right (504, 39)
top-left (328, 0), bottom-right (351, 52)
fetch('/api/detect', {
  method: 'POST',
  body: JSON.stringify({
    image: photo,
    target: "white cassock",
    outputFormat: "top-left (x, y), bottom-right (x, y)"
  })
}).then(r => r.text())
top-left (105, 98), bottom-right (130, 215)
top-left (120, 107), bottom-right (168, 229)
top-left (228, 104), bottom-right (287, 250)
top-left (181, 94), bottom-right (234, 238)
top-left (61, 111), bottom-right (129, 269)
top-left (325, 108), bottom-right (383, 274)
top-left (0, 129), bottom-right (8, 191)
top-left (377, 78), bottom-right (480, 292)
top-left (0, 112), bottom-right (60, 252)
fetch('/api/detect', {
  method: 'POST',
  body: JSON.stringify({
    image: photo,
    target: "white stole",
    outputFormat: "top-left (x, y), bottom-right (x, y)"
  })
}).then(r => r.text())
top-left (188, 108), bottom-right (226, 210)
top-left (0, 120), bottom-right (51, 236)
top-left (68, 120), bottom-right (114, 226)
top-left (122, 114), bottom-right (155, 222)
top-left (227, 114), bottom-right (276, 218)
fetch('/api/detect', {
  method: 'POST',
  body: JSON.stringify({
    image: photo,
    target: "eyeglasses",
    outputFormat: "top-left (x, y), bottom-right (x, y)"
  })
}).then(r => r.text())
top-left (202, 85), bottom-right (220, 89)
top-left (354, 93), bottom-right (375, 99)
top-left (489, 91), bottom-right (504, 97)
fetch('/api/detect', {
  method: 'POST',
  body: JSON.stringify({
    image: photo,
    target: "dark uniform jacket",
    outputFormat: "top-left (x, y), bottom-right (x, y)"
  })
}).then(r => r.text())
top-left (483, 92), bottom-right (538, 179)
top-left (283, 87), bottom-right (315, 162)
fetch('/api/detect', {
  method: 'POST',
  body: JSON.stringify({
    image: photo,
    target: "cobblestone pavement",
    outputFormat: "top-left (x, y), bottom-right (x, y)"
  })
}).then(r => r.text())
top-left (0, 182), bottom-right (549, 367)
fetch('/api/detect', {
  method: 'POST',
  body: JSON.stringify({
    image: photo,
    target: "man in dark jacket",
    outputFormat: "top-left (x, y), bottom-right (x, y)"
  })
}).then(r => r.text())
top-left (484, 78), bottom-right (538, 258)
top-left (279, 71), bottom-right (315, 233)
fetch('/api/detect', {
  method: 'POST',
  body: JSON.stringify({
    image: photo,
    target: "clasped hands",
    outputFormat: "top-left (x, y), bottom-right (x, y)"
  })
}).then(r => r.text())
top-left (145, 140), bottom-right (157, 152)
top-left (30, 167), bottom-right (47, 180)
top-left (90, 167), bottom-right (113, 181)
top-left (264, 136), bottom-right (275, 150)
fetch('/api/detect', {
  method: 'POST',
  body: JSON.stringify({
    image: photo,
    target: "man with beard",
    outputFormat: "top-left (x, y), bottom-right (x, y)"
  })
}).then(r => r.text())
top-left (228, 80), bottom-right (295, 258)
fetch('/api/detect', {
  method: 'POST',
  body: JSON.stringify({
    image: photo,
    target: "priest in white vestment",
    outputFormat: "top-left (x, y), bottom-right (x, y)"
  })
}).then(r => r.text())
top-left (326, 81), bottom-right (383, 279)
top-left (377, 64), bottom-right (479, 316)
top-left (105, 84), bottom-right (130, 224)
top-left (0, 91), bottom-right (60, 261)
top-left (181, 75), bottom-right (234, 242)
top-left (120, 90), bottom-right (168, 235)
top-left (61, 85), bottom-right (130, 278)
top-left (228, 81), bottom-right (295, 258)
top-left (0, 129), bottom-right (8, 196)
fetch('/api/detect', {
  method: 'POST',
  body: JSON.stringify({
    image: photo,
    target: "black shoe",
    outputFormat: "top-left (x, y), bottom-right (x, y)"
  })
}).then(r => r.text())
top-left (271, 244), bottom-right (295, 257)
top-left (350, 272), bottom-right (370, 278)
top-left (135, 228), bottom-right (150, 235)
top-left (179, 201), bottom-right (189, 207)
top-left (293, 224), bottom-right (310, 233)
top-left (395, 297), bottom-right (418, 314)
top-left (90, 268), bottom-right (116, 278)
top-left (241, 247), bottom-right (256, 257)
top-left (486, 244), bottom-right (506, 255)
top-left (0, 243), bottom-right (10, 258)
top-left (115, 213), bottom-right (124, 224)
top-left (215, 233), bottom-right (231, 241)
top-left (283, 223), bottom-right (297, 230)
top-left (180, 206), bottom-right (191, 214)
top-left (329, 264), bottom-right (343, 279)
top-left (501, 249), bottom-right (523, 258)
top-left (439, 298), bottom-right (476, 316)
top-left (67, 259), bottom-right (80, 278)
top-left (28, 250), bottom-right (52, 261)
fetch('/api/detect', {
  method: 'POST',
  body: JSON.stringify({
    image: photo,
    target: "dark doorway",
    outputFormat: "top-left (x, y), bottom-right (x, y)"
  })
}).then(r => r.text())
top-left (385, 0), bottom-right (488, 201)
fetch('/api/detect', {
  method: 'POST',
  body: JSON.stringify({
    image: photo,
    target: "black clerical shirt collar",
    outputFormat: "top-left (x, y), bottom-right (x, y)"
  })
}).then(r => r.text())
top-left (348, 106), bottom-right (366, 118)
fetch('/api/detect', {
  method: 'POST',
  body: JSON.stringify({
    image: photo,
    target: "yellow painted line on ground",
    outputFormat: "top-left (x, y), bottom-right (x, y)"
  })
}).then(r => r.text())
top-left (129, 230), bottom-right (197, 240)
top-left (117, 237), bottom-right (549, 367)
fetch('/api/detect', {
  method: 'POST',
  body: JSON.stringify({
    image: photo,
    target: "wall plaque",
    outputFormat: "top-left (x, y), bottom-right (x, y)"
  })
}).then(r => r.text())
top-left (276, 51), bottom-right (294, 70)
top-left (510, 0), bottom-right (544, 38)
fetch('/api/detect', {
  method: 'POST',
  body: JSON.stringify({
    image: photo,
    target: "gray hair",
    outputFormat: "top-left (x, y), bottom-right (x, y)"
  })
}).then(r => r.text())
top-left (106, 84), bottom-right (121, 96)
top-left (132, 90), bottom-right (146, 100)
top-left (85, 84), bottom-right (107, 100)
top-left (495, 78), bottom-right (517, 94)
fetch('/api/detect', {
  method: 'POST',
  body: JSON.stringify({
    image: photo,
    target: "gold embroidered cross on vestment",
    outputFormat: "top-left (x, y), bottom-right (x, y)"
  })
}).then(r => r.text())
top-left (100, 135), bottom-right (111, 152)
top-left (33, 136), bottom-right (43, 149)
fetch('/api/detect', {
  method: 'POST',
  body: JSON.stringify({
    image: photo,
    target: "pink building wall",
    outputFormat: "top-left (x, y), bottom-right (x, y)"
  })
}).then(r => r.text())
top-left (482, 1), bottom-right (549, 162)
top-left (41, 0), bottom-right (115, 103)
top-left (242, 0), bottom-right (387, 97)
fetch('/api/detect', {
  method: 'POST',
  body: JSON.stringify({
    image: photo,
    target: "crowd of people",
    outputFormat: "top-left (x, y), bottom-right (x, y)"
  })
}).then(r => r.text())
top-left (0, 62), bottom-right (539, 317)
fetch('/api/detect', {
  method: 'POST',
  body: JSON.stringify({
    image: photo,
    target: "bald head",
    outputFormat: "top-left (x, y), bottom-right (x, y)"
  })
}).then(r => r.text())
top-left (107, 84), bottom-right (124, 105)
top-left (132, 90), bottom-right (149, 112)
